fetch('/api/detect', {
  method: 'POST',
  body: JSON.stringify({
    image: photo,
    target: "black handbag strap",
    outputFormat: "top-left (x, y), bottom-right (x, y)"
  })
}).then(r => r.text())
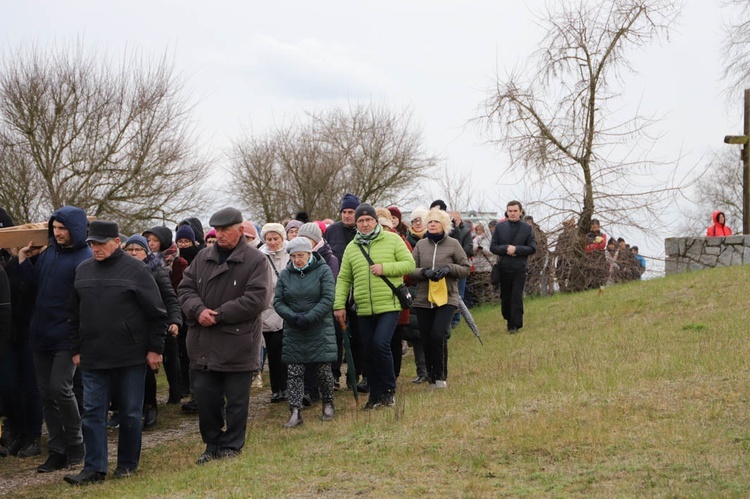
top-left (265, 254), bottom-right (279, 277)
top-left (357, 243), bottom-right (401, 296)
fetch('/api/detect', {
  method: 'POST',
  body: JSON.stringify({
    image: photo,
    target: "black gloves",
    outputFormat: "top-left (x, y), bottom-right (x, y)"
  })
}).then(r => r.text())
top-left (432, 265), bottom-right (451, 280)
top-left (422, 266), bottom-right (451, 281)
top-left (295, 313), bottom-right (310, 328)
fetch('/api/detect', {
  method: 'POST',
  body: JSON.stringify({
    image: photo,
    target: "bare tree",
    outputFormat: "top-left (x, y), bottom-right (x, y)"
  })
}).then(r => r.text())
top-left (681, 148), bottom-right (742, 234)
top-left (481, 0), bottom-right (681, 291)
top-left (230, 103), bottom-right (438, 223)
top-left (0, 42), bottom-right (213, 232)
top-left (429, 165), bottom-right (482, 212)
top-left (721, 0), bottom-right (750, 103)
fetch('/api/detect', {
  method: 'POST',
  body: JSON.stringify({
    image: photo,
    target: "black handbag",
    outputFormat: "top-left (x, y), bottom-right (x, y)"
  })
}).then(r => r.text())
top-left (357, 244), bottom-right (413, 310)
top-left (490, 262), bottom-right (502, 286)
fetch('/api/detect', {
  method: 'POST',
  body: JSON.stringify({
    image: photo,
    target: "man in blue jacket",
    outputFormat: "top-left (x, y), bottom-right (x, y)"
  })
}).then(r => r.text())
top-left (19, 206), bottom-right (91, 472)
top-left (490, 201), bottom-right (536, 334)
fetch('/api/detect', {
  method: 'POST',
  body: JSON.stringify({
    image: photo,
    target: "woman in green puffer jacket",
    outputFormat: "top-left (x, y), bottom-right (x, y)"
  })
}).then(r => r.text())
top-left (274, 237), bottom-right (337, 428)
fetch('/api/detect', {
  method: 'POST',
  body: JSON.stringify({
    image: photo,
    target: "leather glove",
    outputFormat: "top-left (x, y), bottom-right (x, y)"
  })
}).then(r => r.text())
top-left (421, 268), bottom-right (436, 280)
top-left (295, 313), bottom-right (309, 328)
top-left (431, 265), bottom-right (451, 280)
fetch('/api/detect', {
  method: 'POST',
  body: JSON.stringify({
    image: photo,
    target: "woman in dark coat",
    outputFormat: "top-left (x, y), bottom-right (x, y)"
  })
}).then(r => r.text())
top-left (273, 237), bottom-right (336, 427)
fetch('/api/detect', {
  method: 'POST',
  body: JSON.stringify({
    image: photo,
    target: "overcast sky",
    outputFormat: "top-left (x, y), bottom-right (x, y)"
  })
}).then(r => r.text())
top-left (0, 0), bottom-right (736, 264)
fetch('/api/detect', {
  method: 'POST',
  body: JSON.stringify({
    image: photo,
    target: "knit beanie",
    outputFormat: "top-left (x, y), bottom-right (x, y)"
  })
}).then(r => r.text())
top-left (241, 221), bottom-right (258, 239)
top-left (286, 236), bottom-right (313, 254)
top-left (315, 220), bottom-right (327, 235)
top-left (125, 234), bottom-right (151, 254)
top-left (175, 225), bottom-right (196, 243)
top-left (298, 222), bottom-right (322, 244)
top-left (387, 206), bottom-right (402, 223)
top-left (285, 219), bottom-right (303, 235)
top-left (261, 223), bottom-right (286, 241)
top-left (340, 193), bottom-right (360, 212)
top-left (430, 199), bottom-right (448, 211)
top-left (354, 203), bottom-right (377, 222)
top-left (205, 228), bottom-right (217, 240)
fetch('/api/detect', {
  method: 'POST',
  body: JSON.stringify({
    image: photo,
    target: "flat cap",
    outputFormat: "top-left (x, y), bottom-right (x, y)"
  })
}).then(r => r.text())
top-left (86, 220), bottom-right (120, 243)
top-left (209, 207), bottom-right (243, 228)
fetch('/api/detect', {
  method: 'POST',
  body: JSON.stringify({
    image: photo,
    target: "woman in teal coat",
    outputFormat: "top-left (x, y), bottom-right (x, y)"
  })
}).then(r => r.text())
top-left (273, 237), bottom-right (337, 427)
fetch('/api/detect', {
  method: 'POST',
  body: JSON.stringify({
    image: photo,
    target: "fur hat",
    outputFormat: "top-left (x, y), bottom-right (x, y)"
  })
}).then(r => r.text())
top-left (354, 203), bottom-right (377, 222)
top-left (286, 236), bottom-right (313, 254)
top-left (376, 207), bottom-right (394, 229)
top-left (175, 225), bottom-right (196, 243)
top-left (340, 193), bottom-right (360, 212)
top-left (298, 222), bottom-right (322, 244)
top-left (125, 234), bottom-right (151, 254)
top-left (261, 223), bottom-right (286, 241)
top-left (409, 207), bottom-right (429, 225)
top-left (426, 208), bottom-right (452, 234)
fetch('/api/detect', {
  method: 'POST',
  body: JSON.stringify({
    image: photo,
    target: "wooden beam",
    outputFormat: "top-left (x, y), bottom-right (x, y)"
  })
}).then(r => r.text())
top-left (724, 135), bottom-right (748, 145)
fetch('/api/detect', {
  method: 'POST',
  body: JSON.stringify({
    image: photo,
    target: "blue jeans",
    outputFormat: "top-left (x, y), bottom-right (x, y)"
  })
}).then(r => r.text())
top-left (81, 364), bottom-right (146, 473)
top-left (357, 311), bottom-right (400, 400)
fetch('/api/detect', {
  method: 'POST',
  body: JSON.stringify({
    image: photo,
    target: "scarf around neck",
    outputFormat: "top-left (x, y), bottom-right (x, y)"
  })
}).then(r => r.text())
top-left (356, 224), bottom-right (381, 246)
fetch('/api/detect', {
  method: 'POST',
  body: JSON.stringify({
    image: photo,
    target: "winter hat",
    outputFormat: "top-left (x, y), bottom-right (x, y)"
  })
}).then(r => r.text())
top-left (409, 207), bottom-right (429, 224)
top-left (241, 221), bottom-right (258, 239)
top-left (340, 193), bottom-right (360, 212)
top-left (426, 208), bottom-right (452, 234)
top-left (125, 234), bottom-right (151, 254)
top-left (298, 222), bottom-right (322, 244)
top-left (387, 206), bottom-right (402, 223)
top-left (354, 203), bottom-right (377, 222)
top-left (0, 208), bottom-right (14, 228)
top-left (286, 236), bottom-right (313, 254)
top-left (430, 199), bottom-right (448, 211)
top-left (285, 219), bottom-right (303, 235)
top-left (376, 208), bottom-right (394, 229)
top-left (143, 226), bottom-right (173, 252)
top-left (315, 220), bottom-right (327, 235)
top-left (295, 211), bottom-right (310, 223)
top-left (179, 217), bottom-right (205, 245)
top-left (175, 225), bottom-right (196, 243)
top-left (261, 223), bottom-right (286, 241)
top-left (205, 228), bottom-right (217, 240)
top-left (86, 221), bottom-right (119, 243)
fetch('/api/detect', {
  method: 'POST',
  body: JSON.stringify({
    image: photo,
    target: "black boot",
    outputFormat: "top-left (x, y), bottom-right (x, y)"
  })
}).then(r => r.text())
top-left (17, 436), bottom-right (41, 458)
top-left (283, 407), bottom-right (303, 428)
top-left (143, 405), bottom-right (158, 429)
top-left (322, 403), bottom-right (334, 421)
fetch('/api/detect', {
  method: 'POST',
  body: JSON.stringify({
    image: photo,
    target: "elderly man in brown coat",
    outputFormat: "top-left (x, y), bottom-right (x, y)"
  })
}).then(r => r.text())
top-left (177, 208), bottom-right (272, 465)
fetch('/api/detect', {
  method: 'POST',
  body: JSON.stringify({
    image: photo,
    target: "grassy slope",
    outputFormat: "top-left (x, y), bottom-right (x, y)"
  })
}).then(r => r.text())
top-left (17, 265), bottom-right (750, 497)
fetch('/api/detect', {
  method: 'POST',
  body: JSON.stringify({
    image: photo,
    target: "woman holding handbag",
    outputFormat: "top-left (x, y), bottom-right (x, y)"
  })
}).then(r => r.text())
top-left (409, 209), bottom-right (470, 389)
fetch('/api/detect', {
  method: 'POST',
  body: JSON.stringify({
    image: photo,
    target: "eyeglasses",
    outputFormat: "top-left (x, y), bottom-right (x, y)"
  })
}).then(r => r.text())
top-left (125, 247), bottom-right (146, 254)
top-left (411, 218), bottom-right (422, 224)
top-left (356, 217), bottom-right (376, 225)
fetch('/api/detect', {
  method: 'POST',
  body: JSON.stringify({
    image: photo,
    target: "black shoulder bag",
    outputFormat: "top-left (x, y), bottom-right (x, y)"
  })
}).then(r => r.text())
top-left (357, 244), bottom-right (413, 310)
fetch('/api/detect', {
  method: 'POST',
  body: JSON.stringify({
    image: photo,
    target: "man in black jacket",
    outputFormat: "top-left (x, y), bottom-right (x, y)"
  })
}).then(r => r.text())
top-left (64, 221), bottom-right (167, 485)
top-left (490, 201), bottom-right (536, 334)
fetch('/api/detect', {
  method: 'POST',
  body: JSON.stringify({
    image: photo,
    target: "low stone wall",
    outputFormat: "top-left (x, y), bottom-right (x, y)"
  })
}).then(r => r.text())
top-left (664, 235), bottom-right (750, 275)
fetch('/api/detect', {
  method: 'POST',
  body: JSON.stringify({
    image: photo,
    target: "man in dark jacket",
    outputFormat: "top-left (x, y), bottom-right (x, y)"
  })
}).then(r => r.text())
top-left (490, 201), bottom-right (536, 334)
top-left (18, 206), bottom-right (90, 472)
top-left (63, 221), bottom-right (167, 485)
top-left (178, 208), bottom-right (272, 465)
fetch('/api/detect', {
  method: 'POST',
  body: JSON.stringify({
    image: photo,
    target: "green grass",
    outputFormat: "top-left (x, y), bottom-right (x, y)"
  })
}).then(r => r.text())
top-left (9, 265), bottom-right (750, 497)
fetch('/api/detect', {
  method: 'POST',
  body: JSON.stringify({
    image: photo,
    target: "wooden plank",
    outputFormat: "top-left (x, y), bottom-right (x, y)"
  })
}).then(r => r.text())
top-left (724, 135), bottom-right (748, 145)
top-left (0, 223), bottom-right (48, 248)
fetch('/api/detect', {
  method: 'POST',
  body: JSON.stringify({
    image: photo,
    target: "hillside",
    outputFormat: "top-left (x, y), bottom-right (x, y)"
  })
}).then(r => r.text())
top-left (8, 265), bottom-right (750, 497)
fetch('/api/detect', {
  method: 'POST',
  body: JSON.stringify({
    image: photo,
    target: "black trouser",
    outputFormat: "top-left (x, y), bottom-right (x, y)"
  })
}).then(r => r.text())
top-left (347, 306), bottom-right (365, 382)
top-left (162, 335), bottom-right (181, 401)
top-left (499, 268), bottom-right (527, 329)
top-left (331, 316), bottom-right (344, 381)
top-left (191, 369), bottom-right (252, 453)
top-left (391, 324), bottom-right (404, 378)
top-left (415, 306), bottom-right (455, 382)
top-left (144, 369), bottom-right (157, 409)
top-left (178, 320), bottom-right (191, 395)
top-left (262, 329), bottom-right (286, 394)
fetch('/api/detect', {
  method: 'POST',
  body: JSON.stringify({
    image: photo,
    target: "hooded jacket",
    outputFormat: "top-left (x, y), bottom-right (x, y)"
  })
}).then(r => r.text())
top-left (21, 206), bottom-right (92, 351)
top-left (178, 237), bottom-right (273, 372)
top-left (274, 254), bottom-right (337, 364)
top-left (410, 233), bottom-right (471, 309)
top-left (706, 210), bottom-right (732, 237)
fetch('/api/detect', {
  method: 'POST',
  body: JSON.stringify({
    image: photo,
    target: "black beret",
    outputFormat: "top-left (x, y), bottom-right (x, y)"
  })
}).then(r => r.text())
top-left (209, 207), bottom-right (243, 228)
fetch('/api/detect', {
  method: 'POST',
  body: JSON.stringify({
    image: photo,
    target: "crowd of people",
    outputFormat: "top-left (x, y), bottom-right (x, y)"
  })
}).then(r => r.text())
top-left (2, 198), bottom-right (705, 485)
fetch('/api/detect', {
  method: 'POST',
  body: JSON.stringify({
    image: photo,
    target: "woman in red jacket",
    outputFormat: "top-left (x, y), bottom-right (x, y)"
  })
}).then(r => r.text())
top-left (706, 211), bottom-right (732, 237)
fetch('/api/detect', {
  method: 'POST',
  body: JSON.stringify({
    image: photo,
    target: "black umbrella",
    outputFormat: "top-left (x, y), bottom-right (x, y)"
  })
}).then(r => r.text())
top-left (457, 298), bottom-right (484, 346)
top-left (338, 316), bottom-right (359, 407)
